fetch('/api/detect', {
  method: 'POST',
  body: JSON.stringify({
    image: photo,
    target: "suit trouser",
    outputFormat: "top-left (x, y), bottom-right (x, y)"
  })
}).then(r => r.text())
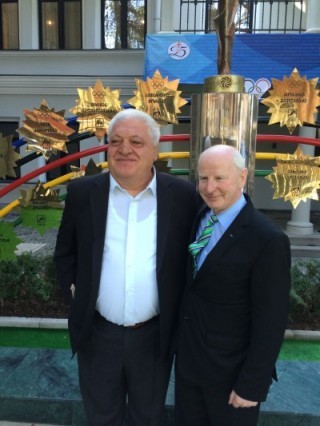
top-left (77, 313), bottom-right (172, 426)
top-left (175, 367), bottom-right (260, 426)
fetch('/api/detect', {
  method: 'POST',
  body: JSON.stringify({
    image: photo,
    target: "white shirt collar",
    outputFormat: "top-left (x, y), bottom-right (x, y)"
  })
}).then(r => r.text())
top-left (109, 167), bottom-right (157, 197)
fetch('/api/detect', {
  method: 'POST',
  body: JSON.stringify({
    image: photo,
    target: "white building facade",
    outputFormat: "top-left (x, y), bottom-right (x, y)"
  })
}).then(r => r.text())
top-left (0, 0), bottom-right (319, 221)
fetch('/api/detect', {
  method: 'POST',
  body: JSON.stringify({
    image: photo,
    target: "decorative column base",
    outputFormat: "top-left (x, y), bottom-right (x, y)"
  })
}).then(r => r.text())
top-left (287, 199), bottom-right (314, 235)
top-left (286, 221), bottom-right (314, 235)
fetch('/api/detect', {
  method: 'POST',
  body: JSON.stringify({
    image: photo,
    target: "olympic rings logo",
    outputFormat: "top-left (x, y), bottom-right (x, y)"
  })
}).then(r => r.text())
top-left (92, 91), bottom-right (106, 98)
top-left (288, 80), bottom-right (303, 89)
top-left (150, 81), bottom-right (164, 89)
top-left (168, 41), bottom-right (190, 60)
top-left (245, 78), bottom-right (271, 97)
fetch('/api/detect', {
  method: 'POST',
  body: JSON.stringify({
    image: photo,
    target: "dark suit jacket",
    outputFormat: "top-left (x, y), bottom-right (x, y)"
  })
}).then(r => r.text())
top-left (54, 171), bottom-right (198, 358)
top-left (177, 195), bottom-right (291, 402)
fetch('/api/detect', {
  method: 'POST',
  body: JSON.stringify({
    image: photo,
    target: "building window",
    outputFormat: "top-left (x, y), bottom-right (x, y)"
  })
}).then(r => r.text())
top-left (178, 0), bottom-right (306, 34)
top-left (0, 0), bottom-right (19, 49)
top-left (102, 0), bottom-right (146, 49)
top-left (39, 0), bottom-right (82, 49)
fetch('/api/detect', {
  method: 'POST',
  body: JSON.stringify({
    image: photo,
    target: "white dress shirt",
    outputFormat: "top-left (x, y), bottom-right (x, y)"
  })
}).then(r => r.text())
top-left (96, 173), bottom-right (159, 326)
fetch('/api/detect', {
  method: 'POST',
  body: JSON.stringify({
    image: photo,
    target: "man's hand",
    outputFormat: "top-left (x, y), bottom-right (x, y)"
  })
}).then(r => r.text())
top-left (228, 390), bottom-right (258, 408)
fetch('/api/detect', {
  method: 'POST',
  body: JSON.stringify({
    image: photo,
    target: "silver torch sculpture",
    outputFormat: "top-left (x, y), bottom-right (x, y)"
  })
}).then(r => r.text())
top-left (190, 0), bottom-right (259, 196)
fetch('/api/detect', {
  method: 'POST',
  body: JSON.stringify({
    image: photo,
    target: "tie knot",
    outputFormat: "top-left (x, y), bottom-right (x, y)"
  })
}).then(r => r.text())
top-left (209, 213), bottom-right (218, 225)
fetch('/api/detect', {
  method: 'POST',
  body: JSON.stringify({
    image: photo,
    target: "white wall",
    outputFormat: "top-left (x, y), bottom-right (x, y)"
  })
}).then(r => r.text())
top-left (1, 0), bottom-right (319, 214)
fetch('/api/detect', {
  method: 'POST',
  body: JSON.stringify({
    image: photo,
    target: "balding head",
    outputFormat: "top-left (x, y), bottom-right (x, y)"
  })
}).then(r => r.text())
top-left (198, 144), bottom-right (246, 171)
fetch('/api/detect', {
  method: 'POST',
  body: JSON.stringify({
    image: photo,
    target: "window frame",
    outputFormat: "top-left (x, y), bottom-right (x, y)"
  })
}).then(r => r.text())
top-left (101, 0), bottom-right (147, 49)
top-left (0, 0), bottom-right (19, 50)
top-left (38, 0), bottom-right (82, 50)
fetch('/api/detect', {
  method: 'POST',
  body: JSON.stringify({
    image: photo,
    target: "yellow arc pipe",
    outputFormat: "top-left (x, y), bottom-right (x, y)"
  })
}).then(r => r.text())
top-left (0, 152), bottom-right (286, 218)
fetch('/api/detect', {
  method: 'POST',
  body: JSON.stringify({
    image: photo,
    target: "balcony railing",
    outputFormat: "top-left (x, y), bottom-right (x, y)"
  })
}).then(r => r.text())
top-left (177, 0), bottom-right (306, 34)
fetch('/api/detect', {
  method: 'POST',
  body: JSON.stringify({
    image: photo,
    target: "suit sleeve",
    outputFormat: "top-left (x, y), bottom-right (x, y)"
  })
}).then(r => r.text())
top-left (234, 230), bottom-right (291, 401)
top-left (54, 182), bottom-right (78, 305)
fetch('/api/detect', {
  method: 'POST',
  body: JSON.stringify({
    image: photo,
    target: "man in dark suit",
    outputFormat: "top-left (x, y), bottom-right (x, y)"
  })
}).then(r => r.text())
top-left (175, 144), bottom-right (291, 426)
top-left (54, 109), bottom-right (198, 426)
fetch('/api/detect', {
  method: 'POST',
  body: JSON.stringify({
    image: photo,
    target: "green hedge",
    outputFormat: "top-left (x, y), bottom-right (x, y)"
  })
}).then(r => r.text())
top-left (0, 254), bottom-right (320, 329)
top-left (0, 252), bottom-right (58, 303)
top-left (289, 259), bottom-right (320, 327)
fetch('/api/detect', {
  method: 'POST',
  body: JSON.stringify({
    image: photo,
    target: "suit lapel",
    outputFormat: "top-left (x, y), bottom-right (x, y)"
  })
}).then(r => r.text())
top-left (190, 205), bottom-right (210, 242)
top-left (156, 172), bottom-right (174, 274)
top-left (195, 198), bottom-right (253, 279)
top-left (90, 173), bottom-right (110, 246)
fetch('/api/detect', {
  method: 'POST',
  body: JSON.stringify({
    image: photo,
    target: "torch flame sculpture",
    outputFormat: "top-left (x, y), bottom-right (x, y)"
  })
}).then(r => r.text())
top-left (215, 0), bottom-right (238, 75)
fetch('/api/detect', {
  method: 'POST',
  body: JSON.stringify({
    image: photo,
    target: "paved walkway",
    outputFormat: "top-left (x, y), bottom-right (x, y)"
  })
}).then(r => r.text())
top-left (0, 423), bottom-right (61, 426)
top-left (0, 347), bottom-right (320, 426)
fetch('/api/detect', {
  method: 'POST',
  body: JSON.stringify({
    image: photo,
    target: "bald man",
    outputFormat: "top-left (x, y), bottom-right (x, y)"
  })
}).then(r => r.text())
top-left (175, 145), bottom-right (291, 426)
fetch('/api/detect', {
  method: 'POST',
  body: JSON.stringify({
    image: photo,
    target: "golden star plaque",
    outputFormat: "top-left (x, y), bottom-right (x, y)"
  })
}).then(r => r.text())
top-left (70, 79), bottom-right (122, 141)
top-left (0, 133), bottom-right (20, 179)
top-left (70, 158), bottom-right (102, 179)
top-left (20, 181), bottom-right (62, 208)
top-left (154, 159), bottom-right (171, 174)
top-left (70, 164), bottom-right (86, 179)
top-left (265, 146), bottom-right (320, 208)
top-left (127, 69), bottom-right (187, 125)
top-left (261, 68), bottom-right (320, 134)
top-left (18, 100), bottom-right (76, 160)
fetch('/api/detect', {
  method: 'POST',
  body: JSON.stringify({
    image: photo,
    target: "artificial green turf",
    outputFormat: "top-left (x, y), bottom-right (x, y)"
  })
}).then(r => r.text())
top-left (0, 328), bottom-right (320, 361)
top-left (279, 339), bottom-right (320, 361)
top-left (0, 328), bottom-right (70, 349)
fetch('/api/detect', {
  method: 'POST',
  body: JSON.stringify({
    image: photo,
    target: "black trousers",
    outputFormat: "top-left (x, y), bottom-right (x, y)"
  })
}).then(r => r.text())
top-left (175, 368), bottom-right (261, 426)
top-left (77, 313), bottom-right (172, 426)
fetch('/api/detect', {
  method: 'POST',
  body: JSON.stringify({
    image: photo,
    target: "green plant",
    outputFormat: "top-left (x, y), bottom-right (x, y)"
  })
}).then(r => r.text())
top-left (0, 252), bottom-right (59, 305)
top-left (1, 255), bottom-right (320, 330)
top-left (288, 259), bottom-right (320, 326)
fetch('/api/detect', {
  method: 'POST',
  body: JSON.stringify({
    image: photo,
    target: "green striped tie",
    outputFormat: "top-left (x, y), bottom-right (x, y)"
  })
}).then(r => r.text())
top-left (188, 213), bottom-right (218, 276)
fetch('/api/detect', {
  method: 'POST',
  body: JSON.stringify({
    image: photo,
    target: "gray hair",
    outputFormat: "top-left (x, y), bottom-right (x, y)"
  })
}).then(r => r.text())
top-left (199, 144), bottom-right (246, 170)
top-left (108, 109), bottom-right (160, 146)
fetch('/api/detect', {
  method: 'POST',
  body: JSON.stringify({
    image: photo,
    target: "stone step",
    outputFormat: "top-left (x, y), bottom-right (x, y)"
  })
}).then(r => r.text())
top-left (288, 234), bottom-right (320, 247)
top-left (0, 348), bottom-right (319, 426)
top-left (286, 231), bottom-right (320, 258)
top-left (291, 245), bottom-right (320, 258)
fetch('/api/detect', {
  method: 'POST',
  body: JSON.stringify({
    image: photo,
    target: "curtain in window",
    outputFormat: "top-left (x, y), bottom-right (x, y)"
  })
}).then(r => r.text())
top-left (64, 1), bottom-right (81, 49)
top-left (41, 2), bottom-right (59, 49)
top-left (1, 2), bottom-right (19, 49)
top-left (41, 0), bottom-right (81, 49)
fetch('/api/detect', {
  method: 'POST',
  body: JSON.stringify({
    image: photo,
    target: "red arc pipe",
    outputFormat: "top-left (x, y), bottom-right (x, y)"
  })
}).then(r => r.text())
top-left (0, 134), bottom-right (319, 199)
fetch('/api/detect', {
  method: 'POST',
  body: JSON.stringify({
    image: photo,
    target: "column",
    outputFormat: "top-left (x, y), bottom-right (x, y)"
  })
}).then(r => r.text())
top-left (19, 0), bottom-right (39, 49)
top-left (306, 0), bottom-right (320, 31)
top-left (286, 0), bottom-right (320, 234)
top-left (82, 0), bottom-right (101, 49)
top-left (286, 127), bottom-right (316, 235)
